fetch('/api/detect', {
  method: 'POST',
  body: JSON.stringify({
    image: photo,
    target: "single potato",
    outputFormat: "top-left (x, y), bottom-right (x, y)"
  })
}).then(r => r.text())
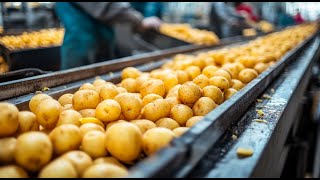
top-left (0, 137), bottom-right (16, 164)
top-left (202, 85), bottom-right (224, 104)
top-left (81, 130), bottom-right (108, 159)
top-left (121, 67), bottom-right (141, 79)
top-left (163, 73), bottom-right (179, 93)
top-left (166, 84), bottom-right (181, 98)
top-left (170, 104), bottom-right (194, 126)
top-left (141, 99), bottom-right (171, 122)
top-left (0, 102), bottom-right (19, 137)
top-left (106, 120), bottom-right (128, 130)
top-left (62, 150), bottom-right (93, 177)
top-left (58, 93), bottom-right (73, 106)
top-left (186, 116), bottom-right (204, 127)
top-left (176, 70), bottom-right (189, 84)
top-left (140, 79), bottom-right (166, 98)
top-left (79, 83), bottom-right (96, 91)
top-left (254, 62), bottom-right (268, 74)
top-left (99, 84), bottom-right (119, 100)
top-left (209, 76), bottom-right (230, 92)
top-left (93, 79), bottom-right (107, 88)
top-left (193, 74), bottom-right (210, 89)
top-left (185, 65), bottom-right (201, 80)
top-left (114, 93), bottom-right (142, 120)
top-left (142, 94), bottom-right (163, 107)
top-left (0, 165), bottom-right (28, 178)
top-left (202, 65), bottom-right (219, 78)
top-left (35, 98), bottom-right (62, 130)
top-left (178, 82), bottom-right (202, 104)
top-left (121, 78), bottom-right (137, 93)
top-left (78, 109), bottom-right (96, 118)
top-left (155, 118), bottom-right (180, 130)
top-left (93, 157), bottom-right (127, 170)
top-left (72, 90), bottom-right (100, 111)
top-left (173, 127), bottom-right (190, 137)
top-left (17, 111), bottom-right (39, 134)
top-left (130, 119), bottom-right (156, 134)
top-left (213, 69), bottom-right (232, 84)
top-left (56, 110), bottom-right (82, 127)
top-left (82, 163), bottom-right (128, 178)
top-left (165, 97), bottom-right (182, 110)
top-left (224, 88), bottom-right (238, 100)
top-left (230, 79), bottom-right (245, 91)
top-left (80, 123), bottom-right (105, 137)
top-left (95, 99), bottom-right (121, 122)
top-left (193, 97), bottom-right (218, 116)
top-left (29, 93), bottom-right (52, 113)
top-left (38, 158), bottom-right (78, 178)
top-left (238, 68), bottom-right (259, 84)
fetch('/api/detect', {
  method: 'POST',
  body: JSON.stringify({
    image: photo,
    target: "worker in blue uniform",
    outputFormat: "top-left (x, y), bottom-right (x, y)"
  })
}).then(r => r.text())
top-left (55, 2), bottom-right (161, 70)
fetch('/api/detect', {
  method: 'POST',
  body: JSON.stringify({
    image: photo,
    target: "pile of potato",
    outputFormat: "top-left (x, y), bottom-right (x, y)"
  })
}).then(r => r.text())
top-left (0, 23), bottom-right (317, 178)
top-left (159, 23), bottom-right (220, 45)
top-left (0, 28), bottom-right (64, 50)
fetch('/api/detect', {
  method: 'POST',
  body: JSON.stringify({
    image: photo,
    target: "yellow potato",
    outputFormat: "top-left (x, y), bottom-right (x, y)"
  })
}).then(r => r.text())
top-left (178, 82), bottom-right (202, 104)
top-left (130, 119), bottom-right (156, 134)
top-left (166, 84), bottom-right (181, 98)
top-left (142, 94), bottom-right (163, 107)
top-left (193, 74), bottom-right (209, 89)
top-left (95, 99), bottom-right (121, 122)
top-left (140, 79), bottom-right (165, 98)
top-left (185, 65), bottom-right (201, 80)
top-left (62, 151), bottom-right (93, 177)
top-left (38, 158), bottom-right (78, 178)
top-left (106, 120), bottom-right (128, 130)
top-left (186, 116), bottom-right (204, 127)
top-left (82, 163), bottom-right (128, 178)
top-left (193, 97), bottom-right (217, 116)
top-left (114, 93), bottom-right (142, 120)
top-left (93, 157), bottom-right (127, 170)
top-left (142, 127), bottom-right (175, 156)
top-left (141, 99), bottom-right (171, 122)
top-left (80, 123), bottom-right (105, 137)
top-left (230, 79), bottom-right (245, 91)
top-left (254, 62), bottom-right (268, 74)
top-left (170, 104), bottom-right (194, 126)
top-left (224, 88), bottom-right (238, 100)
top-left (238, 68), bottom-right (259, 84)
top-left (49, 124), bottom-right (81, 155)
top-left (17, 111), bottom-right (39, 134)
top-left (29, 93), bottom-right (52, 113)
top-left (72, 90), bottom-right (100, 111)
top-left (35, 99), bottom-right (62, 130)
top-left (0, 165), bottom-right (28, 178)
top-left (105, 122), bottom-right (142, 162)
top-left (99, 84), bottom-right (119, 100)
top-left (136, 75), bottom-right (151, 92)
top-left (0, 137), bottom-right (16, 164)
top-left (163, 73), bottom-right (179, 93)
top-left (202, 85), bottom-right (224, 104)
top-left (57, 110), bottom-right (82, 127)
top-left (130, 93), bottom-right (142, 100)
top-left (79, 83), bottom-right (96, 91)
top-left (155, 118), bottom-right (180, 130)
top-left (238, 56), bottom-right (258, 68)
top-left (81, 130), bottom-right (108, 159)
top-left (165, 97), bottom-right (182, 110)
top-left (121, 78), bottom-right (137, 93)
top-left (78, 109), bottom-right (96, 118)
top-left (15, 132), bottom-right (52, 172)
top-left (209, 76), bottom-right (230, 92)
top-left (0, 103), bottom-right (19, 137)
top-left (202, 65), bottom-right (219, 78)
top-left (58, 93), bottom-right (73, 106)
top-left (176, 70), bottom-right (189, 84)
top-left (173, 127), bottom-right (190, 137)
top-left (213, 69), bottom-right (232, 84)
top-left (62, 104), bottom-right (74, 111)
top-left (93, 79), bottom-right (107, 88)
top-left (121, 67), bottom-right (141, 79)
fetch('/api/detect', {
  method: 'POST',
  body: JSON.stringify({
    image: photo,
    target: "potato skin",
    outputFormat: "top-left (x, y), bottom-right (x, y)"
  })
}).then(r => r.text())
top-left (186, 116), bottom-right (204, 127)
top-left (0, 137), bottom-right (17, 164)
top-left (0, 103), bottom-right (19, 137)
top-left (170, 104), bottom-right (194, 126)
top-left (35, 99), bottom-right (62, 130)
top-left (38, 158), bottom-right (78, 178)
top-left (192, 97), bottom-right (218, 116)
top-left (202, 85), bottom-right (224, 105)
top-left (230, 79), bottom-right (245, 91)
top-left (114, 93), bottom-right (142, 120)
top-left (56, 110), bottom-right (82, 127)
top-left (81, 130), bottom-right (108, 159)
top-left (95, 99), bottom-right (121, 122)
top-left (130, 119), bottom-right (156, 134)
top-left (173, 127), bottom-right (190, 137)
top-left (209, 76), bottom-right (230, 92)
top-left (178, 82), bottom-right (202, 104)
top-left (58, 93), bottom-right (73, 106)
top-left (79, 123), bottom-right (105, 137)
top-left (82, 163), bottom-right (128, 178)
top-left (238, 68), bottom-right (259, 84)
top-left (72, 90), bottom-right (100, 111)
top-left (0, 165), bottom-right (29, 178)
top-left (62, 150), bottom-right (93, 176)
top-left (140, 79), bottom-right (166, 98)
top-left (29, 93), bottom-right (52, 113)
top-left (155, 118), bottom-right (180, 130)
top-left (224, 88), bottom-right (238, 100)
top-left (141, 99), bottom-right (171, 122)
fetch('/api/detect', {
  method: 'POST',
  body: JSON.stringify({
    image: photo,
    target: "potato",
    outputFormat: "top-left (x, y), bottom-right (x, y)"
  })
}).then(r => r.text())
top-left (81, 131), bottom-right (108, 158)
top-left (239, 56), bottom-right (258, 68)
top-left (140, 79), bottom-right (165, 98)
top-left (170, 104), bottom-right (194, 126)
top-left (186, 116), bottom-right (204, 127)
top-left (136, 75), bottom-right (151, 91)
top-left (130, 119), bottom-right (156, 134)
top-left (38, 158), bottom-right (78, 178)
top-left (202, 65), bottom-right (218, 78)
top-left (142, 127), bottom-right (175, 156)
top-left (166, 84), bottom-right (181, 98)
top-left (93, 157), bottom-right (127, 170)
top-left (230, 79), bottom-right (245, 91)
top-left (163, 73), bottom-right (179, 93)
top-left (185, 65), bottom-right (201, 80)
top-left (121, 78), bottom-right (137, 93)
top-left (15, 132), bottom-right (52, 172)
top-left (178, 82), bottom-right (202, 104)
top-left (165, 97), bottom-right (182, 110)
top-left (0, 165), bottom-right (28, 178)
top-left (202, 85), bottom-right (224, 104)
top-left (62, 104), bottom-right (74, 111)
top-left (155, 118), bottom-right (180, 130)
top-left (121, 67), bottom-right (141, 79)
top-left (82, 163), bottom-right (128, 178)
top-left (222, 63), bottom-right (239, 79)
top-left (62, 151), bottom-right (93, 176)
top-left (58, 93), bottom-right (73, 106)
top-left (95, 99), bottom-right (121, 122)
top-left (193, 97), bottom-right (218, 116)
top-left (114, 93), bottom-right (142, 120)
top-left (0, 137), bottom-right (16, 164)
top-left (142, 94), bottom-right (163, 107)
top-left (49, 124), bottom-right (81, 155)
top-left (254, 62), bottom-right (268, 74)
top-left (80, 123), bottom-right (105, 137)
top-left (72, 90), bottom-right (100, 111)
top-left (79, 109), bottom-right (95, 118)
top-left (224, 88), bottom-right (238, 100)
top-left (0, 103), bottom-right (19, 137)
top-left (93, 79), bottom-right (107, 87)
top-left (79, 83), bottom-right (96, 91)
top-left (106, 120), bottom-right (127, 130)
top-left (99, 84), bottom-right (119, 100)
top-left (35, 98), bottom-right (62, 130)
top-left (209, 76), bottom-right (230, 92)
top-left (29, 93), bottom-right (52, 113)
top-left (105, 122), bottom-right (142, 162)
top-left (238, 68), bottom-right (259, 84)
top-left (234, 62), bottom-right (246, 73)
top-left (16, 111), bottom-right (39, 134)
top-left (176, 70), bottom-right (189, 84)
top-left (213, 69), bottom-right (232, 84)
top-left (141, 99), bottom-right (171, 122)
top-left (173, 127), bottom-right (190, 137)
top-left (79, 117), bottom-right (105, 129)
top-left (193, 74), bottom-right (209, 89)
top-left (57, 110), bottom-right (82, 127)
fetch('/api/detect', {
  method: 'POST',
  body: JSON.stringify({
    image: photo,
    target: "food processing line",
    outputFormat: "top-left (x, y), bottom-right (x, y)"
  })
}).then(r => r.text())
top-left (0, 29), bottom-right (319, 178)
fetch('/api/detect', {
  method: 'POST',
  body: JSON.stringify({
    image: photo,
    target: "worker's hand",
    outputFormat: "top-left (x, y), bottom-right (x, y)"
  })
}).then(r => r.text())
top-left (141, 16), bottom-right (162, 30)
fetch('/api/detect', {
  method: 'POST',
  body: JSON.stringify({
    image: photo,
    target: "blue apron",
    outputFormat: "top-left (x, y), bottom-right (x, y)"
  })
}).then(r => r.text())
top-left (55, 2), bottom-right (115, 70)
